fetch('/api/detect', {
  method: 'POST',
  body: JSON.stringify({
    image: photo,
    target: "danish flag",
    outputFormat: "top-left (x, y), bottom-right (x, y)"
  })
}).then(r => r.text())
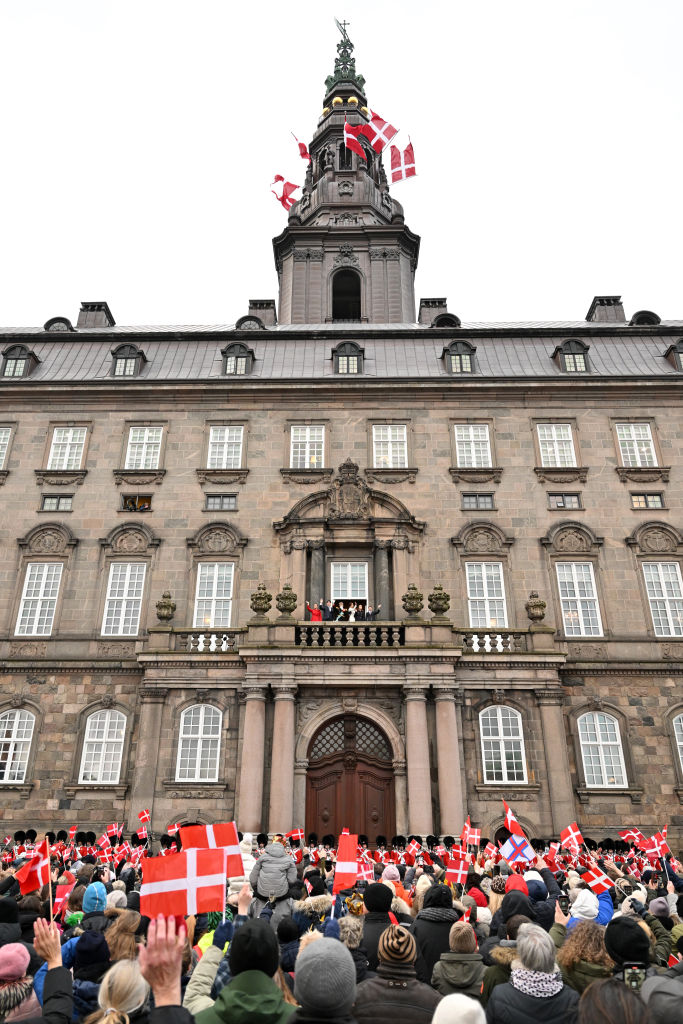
top-left (16, 839), bottom-right (51, 895)
top-left (167, 823), bottom-right (181, 836)
top-left (446, 860), bottom-right (469, 886)
top-left (53, 881), bottom-right (76, 918)
top-left (435, 844), bottom-right (448, 860)
top-left (107, 823), bottom-right (119, 837)
top-left (333, 832), bottom-right (359, 894)
top-left (561, 823), bottom-right (584, 851)
top-left (271, 176), bottom-right (301, 211)
top-left (309, 849), bottom-right (320, 865)
top-left (406, 838), bottom-right (422, 859)
top-left (548, 842), bottom-right (561, 860)
top-left (291, 133), bottom-right (311, 163)
top-left (581, 866), bottom-right (614, 895)
top-left (502, 800), bottom-right (525, 837)
top-left (619, 828), bottom-right (646, 847)
top-left (304, 878), bottom-right (313, 895)
top-left (138, 809), bottom-right (151, 823)
top-left (178, 821), bottom-right (244, 877)
top-left (287, 828), bottom-right (305, 843)
top-left (462, 905), bottom-right (472, 923)
top-left (292, 847), bottom-right (303, 864)
top-left (357, 859), bottom-right (374, 882)
top-left (141, 848), bottom-right (227, 917)
top-left (465, 827), bottom-right (481, 847)
top-left (3, 836), bottom-right (11, 847)
top-left (137, 826), bottom-right (148, 841)
top-left (343, 119), bottom-right (367, 160)
top-left (115, 843), bottom-right (132, 865)
top-left (649, 831), bottom-right (670, 857)
top-left (97, 848), bottom-right (113, 863)
top-left (98, 834), bottom-right (111, 850)
top-left (360, 110), bottom-right (398, 153)
top-left (484, 842), bottom-right (496, 860)
top-left (390, 142), bottom-right (416, 183)
top-left (69, 826), bottom-right (77, 841)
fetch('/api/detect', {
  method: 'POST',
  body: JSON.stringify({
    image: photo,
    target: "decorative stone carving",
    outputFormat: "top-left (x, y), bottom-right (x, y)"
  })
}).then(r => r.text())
top-left (9, 695), bottom-right (25, 709)
top-left (113, 469), bottom-right (166, 486)
top-left (616, 466), bottom-right (670, 483)
top-left (156, 591), bottom-right (176, 622)
top-left (428, 584), bottom-right (451, 618)
top-left (337, 180), bottom-right (354, 197)
top-left (335, 212), bottom-right (358, 225)
top-left (525, 591), bottom-right (546, 622)
top-left (293, 248), bottom-right (324, 261)
top-left (334, 244), bottom-right (359, 266)
top-left (97, 641), bottom-right (135, 657)
top-left (391, 536), bottom-right (416, 554)
top-left (280, 468), bottom-right (333, 485)
top-left (640, 529), bottom-right (677, 553)
top-left (588, 696), bottom-right (604, 711)
top-left (568, 643), bottom-right (608, 661)
top-left (341, 696), bottom-right (358, 712)
top-left (365, 468), bottom-right (417, 484)
top-left (401, 583), bottom-right (424, 618)
top-left (298, 700), bottom-right (323, 726)
top-left (369, 247), bottom-right (400, 260)
top-left (534, 466), bottom-right (588, 483)
top-left (468, 528), bottom-right (501, 553)
top-left (327, 459), bottom-right (372, 519)
top-left (112, 529), bottom-right (148, 553)
top-left (189, 524), bottom-right (247, 554)
top-left (280, 536), bottom-right (309, 554)
top-left (100, 695), bottom-right (115, 709)
top-left (8, 642), bottom-right (46, 657)
top-left (196, 469), bottom-right (249, 485)
top-left (448, 467), bottom-right (503, 484)
top-left (20, 523), bottom-right (77, 556)
top-left (34, 469), bottom-right (87, 486)
top-left (250, 582), bottom-right (272, 618)
top-left (558, 529), bottom-right (590, 552)
top-left (491, 688), bottom-right (506, 704)
top-left (661, 644), bottom-right (683, 660)
top-left (452, 522), bottom-right (513, 556)
top-left (195, 688), bottom-right (210, 703)
top-left (276, 584), bottom-right (298, 619)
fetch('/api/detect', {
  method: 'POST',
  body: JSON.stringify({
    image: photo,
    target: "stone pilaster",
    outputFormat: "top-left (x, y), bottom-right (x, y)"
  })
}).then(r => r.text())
top-left (308, 540), bottom-right (325, 604)
top-left (237, 684), bottom-right (267, 831)
top-left (403, 683), bottom-right (433, 834)
top-left (268, 684), bottom-right (297, 833)
top-left (374, 540), bottom-right (391, 617)
top-left (129, 687), bottom-right (168, 825)
top-left (535, 688), bottom-right (575, 833)
top-left (433, 685), bottom-right (464, 833)
top-left (393, 759), bottom-right (408, 835)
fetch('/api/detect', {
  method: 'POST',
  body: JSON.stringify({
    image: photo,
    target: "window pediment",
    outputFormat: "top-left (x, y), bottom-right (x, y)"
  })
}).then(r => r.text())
top-left (451, 521), bottom-right (514, 555)
top-left (626, 521), bottom-right (683, 555)
top-left (540, 521), bottom-right (603, 554)
top-left (18, 523), bottom-right (78, 555)
top-left (100, 522), bottom-right (160, 554)
top-left (187, 522), bottom-right (247, 554)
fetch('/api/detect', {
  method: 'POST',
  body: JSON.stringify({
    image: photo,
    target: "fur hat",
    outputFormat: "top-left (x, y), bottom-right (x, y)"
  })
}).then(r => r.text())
top-left (363, 882), bottom-right (393, 913)
top-left (228, 919), bottom-right (279, 977)
top-left (339, 915), bottom-right (363, 950)
top-left (490, 875), bottom-right (507, 895)
top-left (294, 938), bottom-right (356, 1017)
top-left (0, 943), bottom-right (30, 981)
top-left (378, 924), bottom-right (417, 965)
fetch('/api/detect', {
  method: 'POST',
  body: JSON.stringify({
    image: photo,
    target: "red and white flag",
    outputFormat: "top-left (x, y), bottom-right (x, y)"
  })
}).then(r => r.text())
top-left (179, 821), bottom-right (244, 877)
top-left (98, 834), bottom-right (111, 850)
top-left (406, 838), bottom-right (422, 859)
top-left (3, 836), bottom-right (11, 847)
top-left (548, 842), bottom-right (561, 860)
top-left (343, 119), bottom-right (367, 160)
top-left (649, 831), bottom-right (670, 857)
top-left (357, 860), bottom-right (374, 882)
top-left (97, 849), bottom-right (113, 863)
top-left (360, 110), bottom-right (398, 152)
top-left (114, 842), bottom-right (132, 865)
top-left (140, 848), bottom-right (227, 917)
top-left (668, 953), bottom-right (681, 967)
top-left (465, 827), bottom-right (481, 847)
top-left (69, 826), bottom-right (77, 841)
top-left (484, 842), bottom-right (496, 860)
top-left (561, 823), bottom-right (584, 852)
top-left (333, 832), bottom-right (359, 894)
top-left (137, 826), bottom-right (148, 841)
top-left (271, 177), bottom-right (301, 211)
top-left (16, 839), bottom-right (51, 896)
top-left (291, 847), bottom-right (303, 865)
top-left (446, 860), bottom-right (468, 886)
top-left (138, 809), bottom-right (151, 823)
top-left (53, 881), bottom-right (76, 918)
top-left (390, 142), bottom-right (416, 183)
top-left (167, 823), bottom-right (181, 836)
top-left (581, 866), bottom-right (614, 895)
top-left (107, 823), bottom-right (119, 837)
top-left (462, 905), bottom-right (472, 923)
top-left (619, 827), bottom-right (646, 847)
top-left (291, 133), bottom-right (311, 163)
top-left (502, 800), bottom-right (525, 837)
top-left (287, 828), bottom-right (305, 843)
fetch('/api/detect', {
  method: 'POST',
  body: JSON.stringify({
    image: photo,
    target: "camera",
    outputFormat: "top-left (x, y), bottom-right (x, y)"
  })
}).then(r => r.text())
top-left (622, 963), bottom-right (647, 991)
top-left (559, 895), bottom-right (570, 914)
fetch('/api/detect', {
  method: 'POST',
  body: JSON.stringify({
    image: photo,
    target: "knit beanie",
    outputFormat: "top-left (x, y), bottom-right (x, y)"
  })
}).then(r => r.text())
top-left (306, 876), bottom-right (327, 898)
top-left (74, 931), bottom-right (110, 969)
top-left (83, 881), bottom-right (107, 914)
top-left (505, 875), bottom-right (529, 896)
top-left (294, 938), bottom-right (357, 1016)
top-left (490, 876), bottom-right (507, 895)
top-left (571, 890), bottom-right (599, 921)
top-left (432, 992), bottom-right (486, 1024)
top-left (111, 880), bottom-right (126, 893)
top-left (648, 897), bottom-right (670, 919)
top-left (363, 882), bottom-right (393, 913)
top-left (0, 899), bottom-right (20, 924)
top-left (377, 924), bottom-right (417, 965)
top-left (423, 883), bottom-right (454, 909)
top-left (0, 943), bottom-right (30, 981)
top-left (477, 906), bottom-right (492, 928)
top-left (107, 890), bottom-right (127, 910)
top-left (277, 916), bottom-right (299, 944)
top-left (381, 865), bottom-right (400, 883)
top-left (605, 917), bottom-right (651, 965)
top-left (339, 915), bottom-right (363, 950)
top-left (449, 921), bottom-right (476, 953)
top-left (228, 919), bottom-right (279, 977)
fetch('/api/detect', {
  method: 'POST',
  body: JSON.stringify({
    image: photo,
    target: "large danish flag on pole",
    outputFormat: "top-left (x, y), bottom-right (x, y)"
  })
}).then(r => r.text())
top-left (333, 832), bottom-right (359, 894)
top-left (390, 142), bottom-right (416, 183)
top-left (561, 823), bottom-right (584, 852)
top-left (16, 839), bottom-right (51, 895)
top-left (343, 120), bottom-right (367, 160)
top-left (502, 799), bottom-right (525, 837)
top-left (581, 866), bottom-right (614, 895)
top-left (360, 110), bottom-right (398, 152)
top-left (178, 821), bottom-right (244, 877)
top-left (140, 848), bottom-right (227, 917)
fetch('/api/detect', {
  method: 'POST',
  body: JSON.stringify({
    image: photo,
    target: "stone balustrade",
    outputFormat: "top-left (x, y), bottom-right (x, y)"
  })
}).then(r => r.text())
top-left (295, 622), bottom-right (405, 648)
top-left (455, 630), bottom-right (530, 654)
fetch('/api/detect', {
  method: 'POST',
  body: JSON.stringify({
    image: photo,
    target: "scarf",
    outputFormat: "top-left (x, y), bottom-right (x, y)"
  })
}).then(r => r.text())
top-left (416, 906), bottom-right (459, 923)
top-left (510, 966), bottom-right (564, 998)
top-left (0, 976), bottom-right (34, 1016)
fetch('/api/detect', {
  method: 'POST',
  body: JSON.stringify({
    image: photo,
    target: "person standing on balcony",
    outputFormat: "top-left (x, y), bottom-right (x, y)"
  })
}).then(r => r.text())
top-left (322, 600), bottom-right (335, 620)
top-left (306, 601), bottom-right (322, 621)
top-left (348, 603), bottom-right (358, 621)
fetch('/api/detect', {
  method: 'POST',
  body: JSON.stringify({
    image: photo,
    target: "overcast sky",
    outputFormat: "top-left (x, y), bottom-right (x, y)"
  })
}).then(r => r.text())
top-left (1, 1), bottom-right (681, 327)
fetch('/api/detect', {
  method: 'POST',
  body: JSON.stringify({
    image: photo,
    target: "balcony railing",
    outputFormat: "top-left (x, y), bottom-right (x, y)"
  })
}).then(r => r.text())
top-left (295, 622), bottom-right (405, 648)
top-left (171, 629), bottom-right (244, 653)
top-left (454, 630), bottom-right (529, 654)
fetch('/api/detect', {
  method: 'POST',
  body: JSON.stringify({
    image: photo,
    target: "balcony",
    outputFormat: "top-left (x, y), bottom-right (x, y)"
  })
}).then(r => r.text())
top-left (295, 622), bottom-right (405, 648)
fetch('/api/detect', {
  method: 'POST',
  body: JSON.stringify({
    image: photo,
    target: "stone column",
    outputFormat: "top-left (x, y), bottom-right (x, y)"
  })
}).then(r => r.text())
top-left (268, 684), bottom-right (297, 833)
top-left (293, 759), bottom-right (308, 832)
top-left (374, 540), bottom-right (391, 618)
top-left (129, 687), bottom-right (168, 823)
top-left (308, 540), bottom-right (325, 605)
top-left (392, 543), bottom-right (409, 621)
top-left (393, 760), bottom-right (408, 835)
top-left (281, 538), bottom-right (308, 619)
top-left (536, 689), bottom-right (575, 833)
top-left (433, 686), bottom-right (465, 834)
top-left (237, 684), bottom-right (267, 832)
top-left (403, 683), bottom-right (433, 834)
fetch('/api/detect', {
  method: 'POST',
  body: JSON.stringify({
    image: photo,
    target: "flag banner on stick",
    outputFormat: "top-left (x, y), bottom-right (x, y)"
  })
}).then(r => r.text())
top-left (581, 866), bottom-right (615, 895)
top-left (502, 800), bottom-right (525, 836)
top-left (561, 822), bottom-right (584, 851)
top-left (179, 821), bottom-right (244, 876)
top-left (406, 838), bottom-right (422, 859)
top-left (291, 133), bottom-right (311, 162)
top-left (140, 848), bottom-right (227, 917)
top-left (107, 823), bottom-right (119, 837)
top-left (359, 110), bottom-right (398, 152)
top-left (343, 119), bottom-right (367, 160)
top-left (53, 881), bottom-right (75, 918)
top-left (138, 809), bottom-right (151, 823)
top-left (390, 142), bottom-right (416, 183)
top-left (167, 823), bottom-right (181, 836)
top-left (286, 828), bottom-right (304, 843)
top-left (499, 834), bottom-right (535, 864)
top-left (16, 839), bottom-right (51, 896)
top-left (445, 860), bottom-right (468, 886)
top-left (137, 826), bottom-right (148, 841)
top-left (357, 860), bottom-right (374, 882)
top-left (333, 832), bottom-right (359, 894)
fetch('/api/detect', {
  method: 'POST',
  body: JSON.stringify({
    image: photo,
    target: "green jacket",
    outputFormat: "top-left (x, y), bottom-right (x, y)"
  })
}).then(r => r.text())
top-left (194, 970), bottom-right (296, 1024)
top-left (481, 943), bottom-right (516, 1006)
top-left (431, 951), bottom-right (485, 1002)
top-left (560, 959), bottom-right (612, 994)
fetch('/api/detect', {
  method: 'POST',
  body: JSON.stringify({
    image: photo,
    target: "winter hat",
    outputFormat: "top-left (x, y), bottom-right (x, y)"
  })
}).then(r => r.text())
top-left (378, 924), bottom-right (417, 965)
top-left (642, 870), bottom-right (656, 885)
top-left (477, 906), bottom-right (492, 928)
top-left (648, 897), bottom-right (670, 919)
top-left (277, 916), bottom-right (299, 944)
top-left (111, 879), bottom-right (126, 892)
top-left (571, 890), bottom-right (599, 920)
top-left (240, 832), bottom-right (253, 852)
top-left (523, 870), bottom-right (544, 886)
top-left (339, 915), bottom-right (363, 950)
top-left (479, 876), bottom-right (493, 895)
top-left (363, 882), bottom-right (393, 913)
top-left (467, 886), bottom-right (488, 908)
top-left (0, 943), bottom-right (30, 981)
top-left (74, 931), bottom-right (110, 969)
top-left (498, 860), bottom-right (511, 876)
top-left (0, 899), bottom-right (20, 924)
top-left (228, 919), bottom-right (279, 978)
top-left (415, 874), bottom-right (434, 898)
top-left (567, 870), bottom-right (581, 885)
top-left (505, 875), bottom-right (529, 896)
top-left (294, 938), bottom-right (356, 1016)
top-left (604, 916), bottom-right (651, 965)
top-left (381, 865), bottom-right (400, 883)
top-left (126, 891), bottom-right (141, 913)
top-left (432, 993), bottom-right (486, 1024)
top-left (423, 883), bottom-right (454, 909)
top-left (306, 876), bottom-right (327, 898)
top-left (490, 876), bottom-right (507, 895)
top-left (526, 879), bottom-right (549, 902)
top-left (83, 881), bottom-right (107, 914)
top-left (449, 921), bottom-right (476, 953)
top-left (107, 890), bottom-right (127, 910)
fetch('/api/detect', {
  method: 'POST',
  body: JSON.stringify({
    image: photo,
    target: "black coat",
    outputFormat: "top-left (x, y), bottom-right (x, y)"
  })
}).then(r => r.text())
top-left (361, 911), bottom-right (394, 972)
top-left (485, 979), bottom-right (579, 1024)
top-left (23, 966), bottom-right (73, 1024)
top-left (354, 963), bottom-right (441, 1024)
top-left (412, 907), bottom-right (460, 983)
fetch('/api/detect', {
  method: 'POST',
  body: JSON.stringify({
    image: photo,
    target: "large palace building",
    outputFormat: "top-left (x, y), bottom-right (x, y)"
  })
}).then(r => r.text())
top-left (1, 30), bottom-right (683, 848)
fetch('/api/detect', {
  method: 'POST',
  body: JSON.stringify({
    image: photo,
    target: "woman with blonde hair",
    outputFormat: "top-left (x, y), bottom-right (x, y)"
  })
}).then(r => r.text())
top-left (104, 912), bottom-right (142, 964)
top-left (83, 959), bottom-right (150, 1024)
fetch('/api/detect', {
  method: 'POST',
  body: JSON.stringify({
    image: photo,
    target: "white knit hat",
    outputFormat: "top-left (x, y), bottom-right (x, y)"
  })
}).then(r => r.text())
top-left (432, 993), bottom-right (486, 1024)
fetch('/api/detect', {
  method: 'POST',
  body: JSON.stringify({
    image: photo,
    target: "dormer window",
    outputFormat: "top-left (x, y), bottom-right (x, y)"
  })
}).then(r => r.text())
top-left (221, 343), bottom-right (253, 376)
top-left (334, 341), bottom-right (363, 374)
top-left (431, 313), bottom-right (461, 329)
top-left (444, 341), bottom-right (476, 374)
top-left (554, 340), bottom-right (590, 373)
top-left (665, 340), bottom-right (683, 371)
top-left (112, 344), bottom-right (145, 378)
top-left (630, 310), bottom-right (661, 327)
top-left (2, 345), bottom-right (39, 379)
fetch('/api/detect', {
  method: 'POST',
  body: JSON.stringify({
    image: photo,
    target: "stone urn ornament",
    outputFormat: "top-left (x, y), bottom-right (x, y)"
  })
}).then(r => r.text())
top-left (428, 583), bottom-right (451, 621)
top-left (155, 591), bottom-right (176, 623)
top-left (276, 583), bottom-right (298, 620)
top-left (401, 583), bottom-right (424, 620)
top-left (250, 582), bottom-right (272, 622)
top-left (525, 591), bottom-right (546, 623)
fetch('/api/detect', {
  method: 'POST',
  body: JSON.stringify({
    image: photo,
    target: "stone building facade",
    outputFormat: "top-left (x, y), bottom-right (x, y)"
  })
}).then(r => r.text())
top-left (1, 30), bottom-right (683, 848)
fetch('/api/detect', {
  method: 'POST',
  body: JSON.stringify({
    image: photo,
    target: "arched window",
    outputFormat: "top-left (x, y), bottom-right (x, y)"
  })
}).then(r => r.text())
top-left (674, 715), bottom-right (683, 775)
top-left (332, 270), bottom-right (361, 321)
top-left (0, 709), bottom-right (35, 783)
top-left (111, 344), bottom-right (145, 378)
top-left (554, 340), bottom-right (590, 373)
top-left (2, 345), bottom-right (38, 379)
top-left (479, 705), bottom-right (527, 783)
top-left (176, 704), bottom-right (222, 782)
top-left (630, 310), bottom-right (661, 327)
top-left (338, 143), bottom-right (353, 170)
top-left (79, 709), bottom-right (126, 784)
top-left (333, 341), bottom-right (363, 374)
top-left (221, 343), bottom-right (253, 375)
top-left (578, 711), bottom-right (627, 787)
top-left (444, 341), bottom-right (476, 374)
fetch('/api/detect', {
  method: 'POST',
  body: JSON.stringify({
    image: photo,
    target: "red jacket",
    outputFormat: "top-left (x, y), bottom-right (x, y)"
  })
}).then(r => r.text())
top-left (306, 604), bottom-right (322, 621)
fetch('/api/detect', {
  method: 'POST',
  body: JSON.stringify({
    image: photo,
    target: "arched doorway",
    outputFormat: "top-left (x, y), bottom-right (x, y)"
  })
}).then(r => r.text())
top-left (332, 269), bottom-right (361, 320)
top-left (306, 715), bottom-right (395, 841)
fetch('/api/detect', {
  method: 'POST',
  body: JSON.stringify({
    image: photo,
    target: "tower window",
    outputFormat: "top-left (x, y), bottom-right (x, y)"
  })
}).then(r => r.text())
top-left (332, 269), bottom-right (361, 320)
top-left (338, 143), bottom-right (353, 170)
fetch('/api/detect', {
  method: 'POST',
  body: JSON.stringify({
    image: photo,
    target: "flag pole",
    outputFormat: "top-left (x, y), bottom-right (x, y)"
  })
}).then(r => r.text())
top-left (45, 835), bottom-right (54, 924)
top-left (222, 851), bottom-right (227, 923)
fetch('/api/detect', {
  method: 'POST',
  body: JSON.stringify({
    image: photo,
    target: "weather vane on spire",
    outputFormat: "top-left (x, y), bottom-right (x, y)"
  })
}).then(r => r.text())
top-left (335, 17), bottom-right (350, 43)
top-left (326, 17), bottom-right (365, 93)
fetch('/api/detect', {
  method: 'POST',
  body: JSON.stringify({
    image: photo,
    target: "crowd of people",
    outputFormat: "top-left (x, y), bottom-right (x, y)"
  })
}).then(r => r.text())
top-left (305, 601), bottom-right (382, 622)
top-left (0, 826), bottom-right (682, 1023)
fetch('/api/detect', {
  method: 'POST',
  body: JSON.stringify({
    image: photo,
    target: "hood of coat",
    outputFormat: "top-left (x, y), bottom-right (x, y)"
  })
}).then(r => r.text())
top-left (262, 843), bottom-right (289, 863)
top-left (0, 922), bottom-right (22, 946)
top-left (391, 896), bottom-right (412, 918)
top-left (211, 968), bottom-right (291, 1023)
top-left (500, 891), bottom-right (536, 923)
top-left (491, 943), bottom-right (519, 967)
top-left (0, 976), bottom-right (33, 1017)
top-left (436, 952), bottom-right (484, 987)
top-left (293, 893), bottom-right (334, 917)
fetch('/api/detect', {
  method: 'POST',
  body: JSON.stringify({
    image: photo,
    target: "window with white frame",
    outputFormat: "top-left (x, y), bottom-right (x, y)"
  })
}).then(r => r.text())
top-left (47, 427), bottom-right (87, 471)
top-left (454, 424), bottom-right (492, 468)
top-left (290, 425), bottom-right (324, 469)
top-left (373, 425), bottom-right (407, 469)
top-left (15, 562), bottom-right (63, 636)
top-left (578, 711), bottom-right (627, 787)
top-left (674, 715), bottom-right (683, 775)
top-left (466, 562), bottom-right (507, 628)
top-left (642, 562), bottom-right (683, 637)
top-left (0, 709), bottom-right (35, 783)
top-left (176, 704), bottom-right (222, 782)
top-left (331, 562), bottom-right (368, 600)
top-left (101, 563), bottom-right (146, 635)
top-left (207, 426), bottom-right (243, 469)
top-left (79, 709), bottom-right (126, 784)
top-left (555, 562), bottom-right (603, 636)
top-left (479, 706), bottom-right (527, 783)
top-left (193, 562), bottom-right (234, 628)
top-left (125, 427), bottom-right (163, 470)
top-left (0, 427), bottom-right (11, 469)
top-left (537, 424), bottom-right (577, 467)
top-left (616, 423), bottom-right (657, 467)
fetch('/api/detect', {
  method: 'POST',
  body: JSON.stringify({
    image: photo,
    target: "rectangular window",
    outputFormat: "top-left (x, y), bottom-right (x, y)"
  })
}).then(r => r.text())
top-left (616, 423), bottom-right (657, 467)
top-left (47, 427), bottom-right (87, 471)
top-left (331, 562), bottom-right (368, 600)
top-left (41, 495), bottom-right (73, 512)
top-left (193, 562), bottom-right (234, 628)
top-left (207, 426), bottom-right (243, 469)
top-left (372, 425), bottom-right (408, 469)
top-left (337, 355), bottom-right (358, 374)
top-left (121, 494), bottom-right (152, 512)
top-left (225, 355), bottom-right (247, 374)
top-left (125, 427), bottom-right (163, 470)
top-left (16, 563), bottom-right (63, 636)
top-left (466, 562), bottom-right (507, 628)
top-left (290, 425), bottom-right (325, 469)
top-left (631, 493), bottom-right (663, 509)
top-left (462, 493), bottom-right (495, 510)
top-left (3, 358), bottom-right (27, 377)
top-left (450, 353), bottom-right (471, 373)
top-left (548, 493), bottom-right (582, 510)
top-left (0, 427), bottom-right (11, 469)
top-left (555, 562), bottom-right (603, 636)
top-left (454, 424), bottom-right (492, 468)
top-left (114, 358), bottom-right (137, 377)
top-left (205, 494), bottom-right (237, 511)
top-left (537, 423), bottom-right (577, 467)
top-left (102, 563), bottom-right (146, 635)
top-left (643, 562), bottom-right (683, 637)
top-left (564, 352), bottom-right (586, 372)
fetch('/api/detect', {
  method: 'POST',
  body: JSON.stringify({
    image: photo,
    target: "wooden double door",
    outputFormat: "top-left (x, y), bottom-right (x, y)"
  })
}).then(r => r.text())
top-left (305, 715), bottom-right (395, 841)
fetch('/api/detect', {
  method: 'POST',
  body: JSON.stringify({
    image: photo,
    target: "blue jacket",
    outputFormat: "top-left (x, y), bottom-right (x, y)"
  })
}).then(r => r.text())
top-left (566, 889), bottom-right (613, 931)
